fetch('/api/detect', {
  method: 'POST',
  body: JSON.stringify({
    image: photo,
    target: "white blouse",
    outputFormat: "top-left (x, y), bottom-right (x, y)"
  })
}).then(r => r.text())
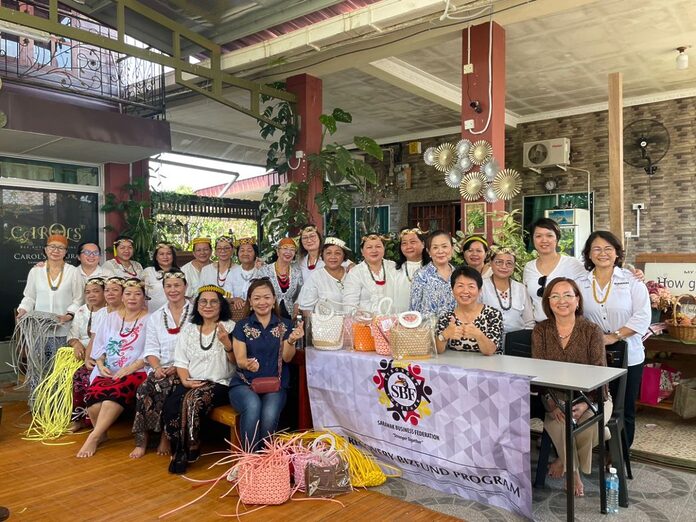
top-left (180, 260), bottom-right (208, 298)
top-left (343, 259), bottom-right (399, 312)
top-left (297, 267), bottom-right (347, 312)
top-left (579, 267), bottom-right (652, 367)
top-left (142, 267), bottom-right (167, 313)
top-left (174, 321), bottom-right (235, 386)
top-left (102, 258), bottom-right (144, 279)
top-left (18, 263), bottom-right (84, 337)
top-left (523, 255), bottom-right (586, 322)
top-left (78, 264), bottom-right (114, 284)
top-left (480, 278), bottom-right (535, 333)
top-left (143, 302), bottom-right (192, 369)
top-left (299, 255), bottom-right (324, 284)
top-left (393, 260), bottom-right (423, 313)
top-left (200, 262), bottom-right (237, 296)
top-left (89, 310), bottom-right (149, 383)
top-left (228, 265), bottom-right (258, 300)
top-left (67, 303), bottom-right (104, 346)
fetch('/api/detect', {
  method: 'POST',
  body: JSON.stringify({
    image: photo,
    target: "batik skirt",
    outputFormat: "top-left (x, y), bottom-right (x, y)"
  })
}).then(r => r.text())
top-left (132, 372), bottom-right (180, 447)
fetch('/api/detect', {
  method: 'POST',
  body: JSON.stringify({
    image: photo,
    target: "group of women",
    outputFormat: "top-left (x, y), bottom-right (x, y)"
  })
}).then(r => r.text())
top-left (20, 219), bottom-right (651, 492)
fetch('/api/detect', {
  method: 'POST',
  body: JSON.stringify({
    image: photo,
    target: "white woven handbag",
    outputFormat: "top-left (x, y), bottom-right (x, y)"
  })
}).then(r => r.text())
top-left (310, 300), bottom-right (344, 351)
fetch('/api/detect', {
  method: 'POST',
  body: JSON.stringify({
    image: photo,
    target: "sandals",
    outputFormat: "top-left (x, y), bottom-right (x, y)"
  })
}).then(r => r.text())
top-left (168, 452), bottom-right (188, 475)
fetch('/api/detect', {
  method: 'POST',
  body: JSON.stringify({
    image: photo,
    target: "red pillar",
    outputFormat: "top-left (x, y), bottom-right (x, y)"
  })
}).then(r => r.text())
top-left (461, 22), bottom-right (506, 242)
top-left (286, 73), bottom-right (324, 232)
top-left (103, 159), bottom-right (149, 257)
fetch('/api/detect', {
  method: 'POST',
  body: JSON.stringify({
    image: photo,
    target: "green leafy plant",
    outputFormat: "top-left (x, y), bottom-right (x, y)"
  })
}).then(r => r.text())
top-left (258, 182), bottom-right (308, 258)
top-left (101, 177), bottom-right (158, 266)
top-left (258, 82), bottom-right (299, 176)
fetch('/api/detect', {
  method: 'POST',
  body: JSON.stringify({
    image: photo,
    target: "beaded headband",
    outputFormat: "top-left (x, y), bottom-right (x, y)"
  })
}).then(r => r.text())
top-left (278, 237), bottom-right (297, 249)
top-left (235, 237), bottom-right (256, 247)
top-left (399, 225), bottom-right (427, 238)
top-left (191, 237), bottom-right (212, 246)
top-left (155, 242), bottom-right (173, 251)
top-left (360, 233), bottom-right (389, 246)
top-left (105, 276), bottom-right (126, 287)
top-left (123, 278), bottom-right (146, 289)
top-left (216, 235), bottom-right (235, 247)
top-left (323, 236), bottom-right (351, 252)
top-left (197, 284), bottom-right (231, 298)
top-left (162, 271), bottom-right (186, 280)
top-left (489, 245), bottom-right (517, 259)
top-left (85, 277), bottom-right (106, 287)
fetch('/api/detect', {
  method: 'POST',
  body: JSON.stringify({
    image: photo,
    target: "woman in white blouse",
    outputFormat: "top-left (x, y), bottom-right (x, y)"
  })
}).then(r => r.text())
top-left (257, 238), bottom-right (303, 319)
top-left (480, 247), bottom-right (534, 334)
top-left (393, 227), bottom-right (429, 312)
top-left (17, 234), bottom-right (83, 389)
top-left (200, 236), bottom-right (237, 296)
top-left (298, 237), bottom-right (350, 313)
top-left (578, 231), bottom-right (651, 449)
top-left (68, 277), bottom-right (106, 430)
top-left (180, 237), bottom-right (213, 298)
top-left (102, 235), bottom-right (144, 279)
top-left (162, 285), bottom-right (235, 474)
top-left (228, 237), bottom-right (259, 309)
top-left (142, 243), bottom-right (179, 312)
top-left (297, 224), bottom-right (324, 283)
top-left (130, 269), bottom-right (191, 459)
top-left (75, 242), bottom-right (113, 282)
top-left (523, 218), bottom-right (587, 322)
top-left (343, 234), bottom-right (399, 312)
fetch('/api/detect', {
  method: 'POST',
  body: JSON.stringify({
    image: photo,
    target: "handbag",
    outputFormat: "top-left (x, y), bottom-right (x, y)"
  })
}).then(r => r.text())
top-left (370, 297), bottom-right (396, 356)
top-left (640, 363), bottom-right (681, 405)
top-left (292, 433), bottom-right (341, 492)
top-left (390, 311), bottom-right (435, 360)
top-left (305, 457), bottom-right (352, 497)
top-left (672, 377), bottom-right (696, 419)
top-left (238, 331), bottom-right (284, 394)
top-left (352, 310), bottom-right (376, 351)
top-left (237, 454), bottom-right (292, 505)
top-left (311, 300), bottom-right (344, 351)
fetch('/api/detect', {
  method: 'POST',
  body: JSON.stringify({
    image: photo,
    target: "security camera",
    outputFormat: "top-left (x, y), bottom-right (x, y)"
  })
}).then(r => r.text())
top-left (470, 101), bottom-right (482, 113)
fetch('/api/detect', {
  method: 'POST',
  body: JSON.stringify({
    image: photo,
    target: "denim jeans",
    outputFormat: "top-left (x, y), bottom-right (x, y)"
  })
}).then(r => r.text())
top-left (228, 385), bottom-right (287, 452)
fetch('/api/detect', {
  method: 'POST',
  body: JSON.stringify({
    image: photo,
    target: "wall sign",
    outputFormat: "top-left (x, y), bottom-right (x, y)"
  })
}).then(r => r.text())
top-left (0, 187), bottom-right (99, 339)
top-left (644, 263), bottom-right (696, 294)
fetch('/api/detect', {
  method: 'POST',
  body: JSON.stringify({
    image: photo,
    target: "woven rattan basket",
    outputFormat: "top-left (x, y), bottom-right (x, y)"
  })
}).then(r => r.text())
top-left (667, 294), bottom-right (696, 341)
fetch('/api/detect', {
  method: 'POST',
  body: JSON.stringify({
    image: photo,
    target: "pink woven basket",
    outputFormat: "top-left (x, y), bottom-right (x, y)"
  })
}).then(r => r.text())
top-left (237, 456), bottom-right (292, 505)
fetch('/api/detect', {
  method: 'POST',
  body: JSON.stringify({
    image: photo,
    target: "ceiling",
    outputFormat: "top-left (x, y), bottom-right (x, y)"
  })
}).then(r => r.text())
top-left (60, 0), bottom-right (696, 168)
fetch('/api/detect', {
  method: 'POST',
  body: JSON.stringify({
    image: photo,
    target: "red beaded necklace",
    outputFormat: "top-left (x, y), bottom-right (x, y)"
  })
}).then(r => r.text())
top-left (115, 257), bottom-right (138, 277)
top-left (368, 261), bottom-right (386, 286)
top-left (163, 302), bottom-right (189, 335)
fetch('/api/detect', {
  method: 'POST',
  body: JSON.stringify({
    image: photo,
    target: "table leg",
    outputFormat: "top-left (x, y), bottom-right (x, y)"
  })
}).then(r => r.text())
top-left (565, 393), bottom-right (574, 521)
top-left (598, 401), bottom-right (606, 514)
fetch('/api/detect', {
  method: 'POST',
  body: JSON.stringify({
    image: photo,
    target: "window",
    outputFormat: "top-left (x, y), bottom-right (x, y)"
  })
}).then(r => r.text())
top-left (350, 206), bottom-right (390, 254)
top-left (0, 156), bottom-right (99, 186)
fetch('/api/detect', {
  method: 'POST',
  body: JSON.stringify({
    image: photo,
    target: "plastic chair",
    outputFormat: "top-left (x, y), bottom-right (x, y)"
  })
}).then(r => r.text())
top-left (503, 329), bottom-right (533, 358)
top-left (534, 341), bottom-right (630, 508)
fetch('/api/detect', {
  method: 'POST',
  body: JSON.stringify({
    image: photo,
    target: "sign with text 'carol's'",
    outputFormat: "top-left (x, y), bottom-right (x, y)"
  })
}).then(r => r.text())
top-left (644, 263), bottom-right (696, 294)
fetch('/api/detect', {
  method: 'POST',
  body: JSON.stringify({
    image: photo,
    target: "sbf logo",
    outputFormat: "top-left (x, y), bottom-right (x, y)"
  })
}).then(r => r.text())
top-left (373, 359), bottom-right (432, 426)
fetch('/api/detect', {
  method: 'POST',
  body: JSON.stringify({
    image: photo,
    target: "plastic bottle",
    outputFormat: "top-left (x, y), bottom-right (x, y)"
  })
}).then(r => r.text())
top-left (606, 466), bottom-right (619, 514)
top-left (294, 314), bottom-right (305, 350)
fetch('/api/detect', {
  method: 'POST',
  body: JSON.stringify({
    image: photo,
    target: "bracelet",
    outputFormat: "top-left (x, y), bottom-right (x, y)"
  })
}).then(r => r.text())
top-left (66, 312), bottom-right (75, 318)
top-left (223, 346), bottom-right (233, 353)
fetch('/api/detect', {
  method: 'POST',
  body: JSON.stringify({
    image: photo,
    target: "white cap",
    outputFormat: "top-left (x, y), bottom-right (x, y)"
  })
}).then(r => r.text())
top-left (609, 467), bottom-right (617, 473)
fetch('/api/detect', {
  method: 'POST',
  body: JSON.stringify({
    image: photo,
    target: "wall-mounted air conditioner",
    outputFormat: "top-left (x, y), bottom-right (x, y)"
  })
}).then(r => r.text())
top-left (523, 138), bottom-right (570, 168)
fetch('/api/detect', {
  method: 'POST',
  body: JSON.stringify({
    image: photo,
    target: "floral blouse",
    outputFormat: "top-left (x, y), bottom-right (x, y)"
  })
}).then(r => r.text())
top-left (257, 263), bottom-right (303, 318)
top-left (436, 305), bottom-right (503, 354)
top-left (230, 313), bottom-right (292, 389)
top-left (409, 263), bottom-right (455, 316)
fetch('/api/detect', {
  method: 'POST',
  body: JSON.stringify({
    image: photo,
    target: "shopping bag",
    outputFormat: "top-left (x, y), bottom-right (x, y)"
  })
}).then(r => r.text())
top-left (640, 363), bottom-right (681, 405)
top-left (370, 297), bottom-right (396, 356)
top-left (672, 377), bottom-right (696, 419)
top-left (310, 300), bottom-right (344, 351)
top-left (390, 311), bottom-right (435, 360)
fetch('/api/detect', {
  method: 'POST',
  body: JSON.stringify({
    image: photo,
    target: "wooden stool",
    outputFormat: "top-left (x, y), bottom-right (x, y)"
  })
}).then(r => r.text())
top-left (209, 405), bottom-right (239, 448)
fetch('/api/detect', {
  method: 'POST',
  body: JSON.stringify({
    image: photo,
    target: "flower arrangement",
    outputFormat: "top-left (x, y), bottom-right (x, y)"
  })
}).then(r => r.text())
top-left (646, 280), bottom-right (673, 311)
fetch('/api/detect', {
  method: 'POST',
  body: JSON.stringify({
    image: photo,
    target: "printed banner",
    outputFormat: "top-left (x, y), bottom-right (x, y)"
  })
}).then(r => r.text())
top-left (307, 349), bottom-right (532, 519)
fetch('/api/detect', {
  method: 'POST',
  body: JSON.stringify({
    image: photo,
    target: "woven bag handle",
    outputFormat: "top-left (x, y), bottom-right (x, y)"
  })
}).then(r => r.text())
top-left (310, 433), bottom-right (336, 454)
top-left (313, 299), bottom-right (336, 321)
top-left (373, 296), bottom-right (393, 315)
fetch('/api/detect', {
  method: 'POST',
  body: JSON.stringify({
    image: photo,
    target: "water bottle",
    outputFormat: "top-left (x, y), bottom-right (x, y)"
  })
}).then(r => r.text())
top-left (294, 314), bottom-right (305, 350)
top-left (606, 466), bottom-right (619, 514)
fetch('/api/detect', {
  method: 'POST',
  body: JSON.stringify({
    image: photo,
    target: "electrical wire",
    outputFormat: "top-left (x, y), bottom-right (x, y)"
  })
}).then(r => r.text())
top-left (467, 11), bottom-right (494, 135)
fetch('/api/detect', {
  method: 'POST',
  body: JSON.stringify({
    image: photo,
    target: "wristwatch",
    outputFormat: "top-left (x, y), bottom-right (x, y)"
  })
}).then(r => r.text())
top-left (437, 333), bottom-right (446, 343)
top-left (613, 329), bottom-right (623, 340)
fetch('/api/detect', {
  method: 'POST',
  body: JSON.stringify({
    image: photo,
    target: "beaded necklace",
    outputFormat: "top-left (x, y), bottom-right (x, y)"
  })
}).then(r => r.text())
top-left (591, 271), bottom-right (612, 305)
top-left (119, 312), bottom-right (142, 337)
top-left (46, 264), bottom-right (65, 291)
top-left (306, 253), bottom-right (319, 271)
top-left (163, 302), bottom-right (190, 335)
top-left (199, 323), bottom-right (217, 351)
top-left (217, 262), bottom-right (231, 286)
top-left (275, 262), bottom-right (291, 292)
top-left (115, 257), bottom-right (138, 277)
top-left (491, 278), bottom-right (512, 311)
top-left (368, 261), bottom-right (386, 286)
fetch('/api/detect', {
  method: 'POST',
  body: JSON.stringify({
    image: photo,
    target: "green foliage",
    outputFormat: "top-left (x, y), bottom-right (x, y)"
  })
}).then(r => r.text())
top-left (258, 82), bottom-right (299, 176)
top-left (258, 182), bottom-right (308, 258)
top-left (101, 177), bottom-right (157, 266)
top-left (452, 209), bottom-right (537, 281)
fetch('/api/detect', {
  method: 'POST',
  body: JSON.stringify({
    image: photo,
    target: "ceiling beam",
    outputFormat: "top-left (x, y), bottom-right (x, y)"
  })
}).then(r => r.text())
top-left (359, 57), bottom-right (519, 127)
top-left (169, 122), bottom-right (270, 151)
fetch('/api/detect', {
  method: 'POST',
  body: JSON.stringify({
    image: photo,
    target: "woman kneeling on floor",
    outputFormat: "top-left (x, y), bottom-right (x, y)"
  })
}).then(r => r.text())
top-left (531, 277), bottom-right (611, 497)
top-left (229, 278), bottom-right (304, 452)
top-left (77, 278), bottom-right (149, 458)
top-left (162, 285), bottom-right (236, 474)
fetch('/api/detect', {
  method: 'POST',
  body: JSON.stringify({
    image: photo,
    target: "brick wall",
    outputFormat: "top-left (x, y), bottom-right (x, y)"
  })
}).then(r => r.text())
top-left (362, 97), bottom-right (695, 264)
top-left (505, 97), bottom-right (696, 263)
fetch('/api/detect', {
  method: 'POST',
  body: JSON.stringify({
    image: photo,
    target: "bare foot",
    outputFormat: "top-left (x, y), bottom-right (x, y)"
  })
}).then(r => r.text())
top-left (68, 421), bottom-right (83, 433)
top-left (574, 471), bottom-right (584, 497)
top-left (77, 433), bottom-right (100, 458)
top-left (156, 436), bottom-right (171, 456)
top-left (548, 457), bottom-right (564, 479)
top-left (129, 446), bottom-right (146, 459)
